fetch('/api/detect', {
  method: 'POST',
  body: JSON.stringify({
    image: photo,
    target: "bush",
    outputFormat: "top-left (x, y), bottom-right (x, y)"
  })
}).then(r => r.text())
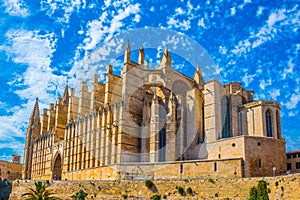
top-left (281, 186), bottom-right (284, 192)
top-left (145, 180), bottom-right (154, 188)
top-left (248, 186), bottom-right (257, 200)
top-left (121, 194), bottom-right (128, 199)
top-left (248, 180), bottom-right (269, 200)
top-left (186, 187), bottom-right (193, 195)
top-left (208, 178), bottom-right (215, 184)
top-left (177, 186), bottom-right (184, 195)
top-left (275, 181), bottom-right (279, 187)
top-left (151, 194), bottom-right (161, 200)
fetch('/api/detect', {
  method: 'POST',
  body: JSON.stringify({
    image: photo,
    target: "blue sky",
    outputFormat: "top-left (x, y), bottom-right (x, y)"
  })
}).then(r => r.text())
top-left (0, 0), bottom-right (299, 161)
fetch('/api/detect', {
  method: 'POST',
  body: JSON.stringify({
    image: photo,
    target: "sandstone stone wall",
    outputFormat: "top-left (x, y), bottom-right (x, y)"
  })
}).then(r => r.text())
top-left (0, 160), bottom-right (22, 180)
top-left (8, 173), bottom-right (300, 200)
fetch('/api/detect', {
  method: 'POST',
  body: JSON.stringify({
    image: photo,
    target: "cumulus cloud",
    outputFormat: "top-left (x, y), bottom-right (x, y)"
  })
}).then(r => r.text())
top-left (241, 73), bottom-right (255, 87)
top-left (4, 29), bottom-right (69, 101)
top-left (232, 7), bottom-right (300, 54)
top-left (40, 0), bottom-right (87, 24)
top-left (259, 79), bottom-right (272, 90)
top-left (285, 93), bottom-right (300, 109)
top-left (5, 30), bottom-right (56, 68)
top-left (2, 28), bottom-right (69, 153)
top-left (83, 2), bottom-right (140, 51)
top-left (3, 0), bottom-right (29, 17)
top-left (167, 1), bottom-right (199, 31)
top-left (269, 89), bottom-right (280, 100)
top-left (167, 18), bottom-right (191, 31)
top-left (256, 6), bottom-right (264, 16)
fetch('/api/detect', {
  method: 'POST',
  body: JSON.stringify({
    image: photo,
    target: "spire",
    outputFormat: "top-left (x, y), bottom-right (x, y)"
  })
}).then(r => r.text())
top-left (160, 46), bottom-right (172, 67)
top-left (138, 45), bottom-right (144, 66)
top-left (62, 81), bottom-right (69, 105)
top-left (124, 40), bottom-right (131, 63)
top-left (29, 97), bottom-right (40, 125)
top-left (194, 64), bottom-right (204, 85)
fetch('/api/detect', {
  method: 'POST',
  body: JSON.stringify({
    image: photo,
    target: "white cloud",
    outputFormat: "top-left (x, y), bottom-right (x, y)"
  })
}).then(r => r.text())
top-left (288, 110), bottom-right (298, 117)
top-left (1, 28), bottom-right (73, 159)
top-left (167, 18), bottom-right (191, 30)
top-left (219, 46), bottom-right (227, 54)
top-left (267, 10), bottom-right (287, 27)
top-left (5, 29), bottom-right (56, 69)
top-left (104, 0), bottom-right (112, 8)
top-left (175, 7), bottom-right (185, 15)
top-left (3, 0), bottom-right (29, 17)
top-left (281, 58), bottom-right (294, 80)
top-left (256, 6), bottom-right (264, 16)
top-left (197, 18), bottom-right (206, 28)
top-left (230, 7), bottom-right (236, 16)
top-left (232, 7), bottom-right (300, 55)
top-left (269, 89), bottom-right (280, 100)
top-left (40, 0), bottom-right (87, 24)
top-left (241, 73), bottom-right (255, 87)
top-left (83, 2), bottom-right (140, 51)
top-left (259, 79), bottom-right (272, 90)
top-left (285, 93), bottom-right (300, 109)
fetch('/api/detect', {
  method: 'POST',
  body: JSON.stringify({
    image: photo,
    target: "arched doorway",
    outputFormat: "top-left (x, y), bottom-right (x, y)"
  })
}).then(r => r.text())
top-left (52, 153), bottom-right (62, 180)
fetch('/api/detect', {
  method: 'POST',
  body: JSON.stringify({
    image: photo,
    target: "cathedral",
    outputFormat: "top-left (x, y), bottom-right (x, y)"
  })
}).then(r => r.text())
top-left (22, 42), bottom-right (286, 181)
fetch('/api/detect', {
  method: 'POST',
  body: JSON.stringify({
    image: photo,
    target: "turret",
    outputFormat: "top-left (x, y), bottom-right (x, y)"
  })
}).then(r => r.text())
top-left (138, 45), bottom-right (144, 66)
top-left (22, 97), bottom-right (41, 179)
top-left (193, 64), bottom-right (204, 86)
top-left (160, 46), bottom-right (172, 67)
top-left (62, 82), bottom-right (69, 105)
top-left (124, 40), bottom-right (131, 64)
top-left (29, 98), bottom-right (41, 127)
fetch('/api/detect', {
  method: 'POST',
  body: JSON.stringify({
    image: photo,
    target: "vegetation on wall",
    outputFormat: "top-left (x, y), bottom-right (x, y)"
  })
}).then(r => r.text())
top-left (248, 179), bottom-right (269, 200)
top-left (22, 181), bottom-right (60, 200)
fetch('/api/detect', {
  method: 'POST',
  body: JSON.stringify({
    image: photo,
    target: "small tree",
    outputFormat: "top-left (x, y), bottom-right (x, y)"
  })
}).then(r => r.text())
top-left (248, 180), bottom-right (269, 200)
top-left (145, 180), bottom-right (154, 188)
top-left (176, 186), bottom-right (184, 195)
top-left (248, 186), bottom-right (257, 200)
top-left (22, 181), bottom-right (60, 200)
top-left (186, 187), bottom-right (193, 195)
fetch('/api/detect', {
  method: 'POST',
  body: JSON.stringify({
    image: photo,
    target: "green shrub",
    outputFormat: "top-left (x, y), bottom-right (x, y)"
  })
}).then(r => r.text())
top-left (145, 180), bottom-right (154, 188)
top-left (208, 178), bottom-right (215, 184)
top-left (248, 186), bottom-right (257, 200)
top-left (151, 194), bottom-right (161, 200)
top-left (281, 186), bottom-right (284, 192)
top-left (177, 186), bottom-right (184, 195)
top-left (186, 187), bottom-right (193, 195)
top-left (121, 194), bottom-right (128, 199)
top-left (275, 181), bottom-right (279, 187)
top-left (248, 180), bottom-right (269, 200)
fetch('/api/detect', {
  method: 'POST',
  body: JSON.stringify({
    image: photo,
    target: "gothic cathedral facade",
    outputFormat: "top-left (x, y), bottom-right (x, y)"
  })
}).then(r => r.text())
top-left (22, 42), bottom-right (286, 181)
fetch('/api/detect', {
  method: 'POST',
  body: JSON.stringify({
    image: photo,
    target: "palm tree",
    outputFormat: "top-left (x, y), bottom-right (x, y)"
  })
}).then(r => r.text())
top-left (22, 181), bottom-right (60, 200)
top-left (71, 190), bottom-right (88, 200)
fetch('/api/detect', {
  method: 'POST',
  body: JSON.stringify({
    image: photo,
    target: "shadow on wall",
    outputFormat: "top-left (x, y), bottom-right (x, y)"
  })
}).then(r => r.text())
top-left (0, 182), bottom-right (12, 200)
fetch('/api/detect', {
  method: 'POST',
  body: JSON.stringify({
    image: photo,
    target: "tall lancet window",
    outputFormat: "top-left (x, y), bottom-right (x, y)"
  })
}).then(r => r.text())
top-left (266, 110), bottom-right (273, 137)
top-left (276, 110), bottom-right (281, 138)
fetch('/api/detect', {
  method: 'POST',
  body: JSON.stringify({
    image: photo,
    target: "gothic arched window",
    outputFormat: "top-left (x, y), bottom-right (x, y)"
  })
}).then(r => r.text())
top-left (276, 110), bottom-right (281, 138)
top-left (266, 110), bottom-right (273, 137)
